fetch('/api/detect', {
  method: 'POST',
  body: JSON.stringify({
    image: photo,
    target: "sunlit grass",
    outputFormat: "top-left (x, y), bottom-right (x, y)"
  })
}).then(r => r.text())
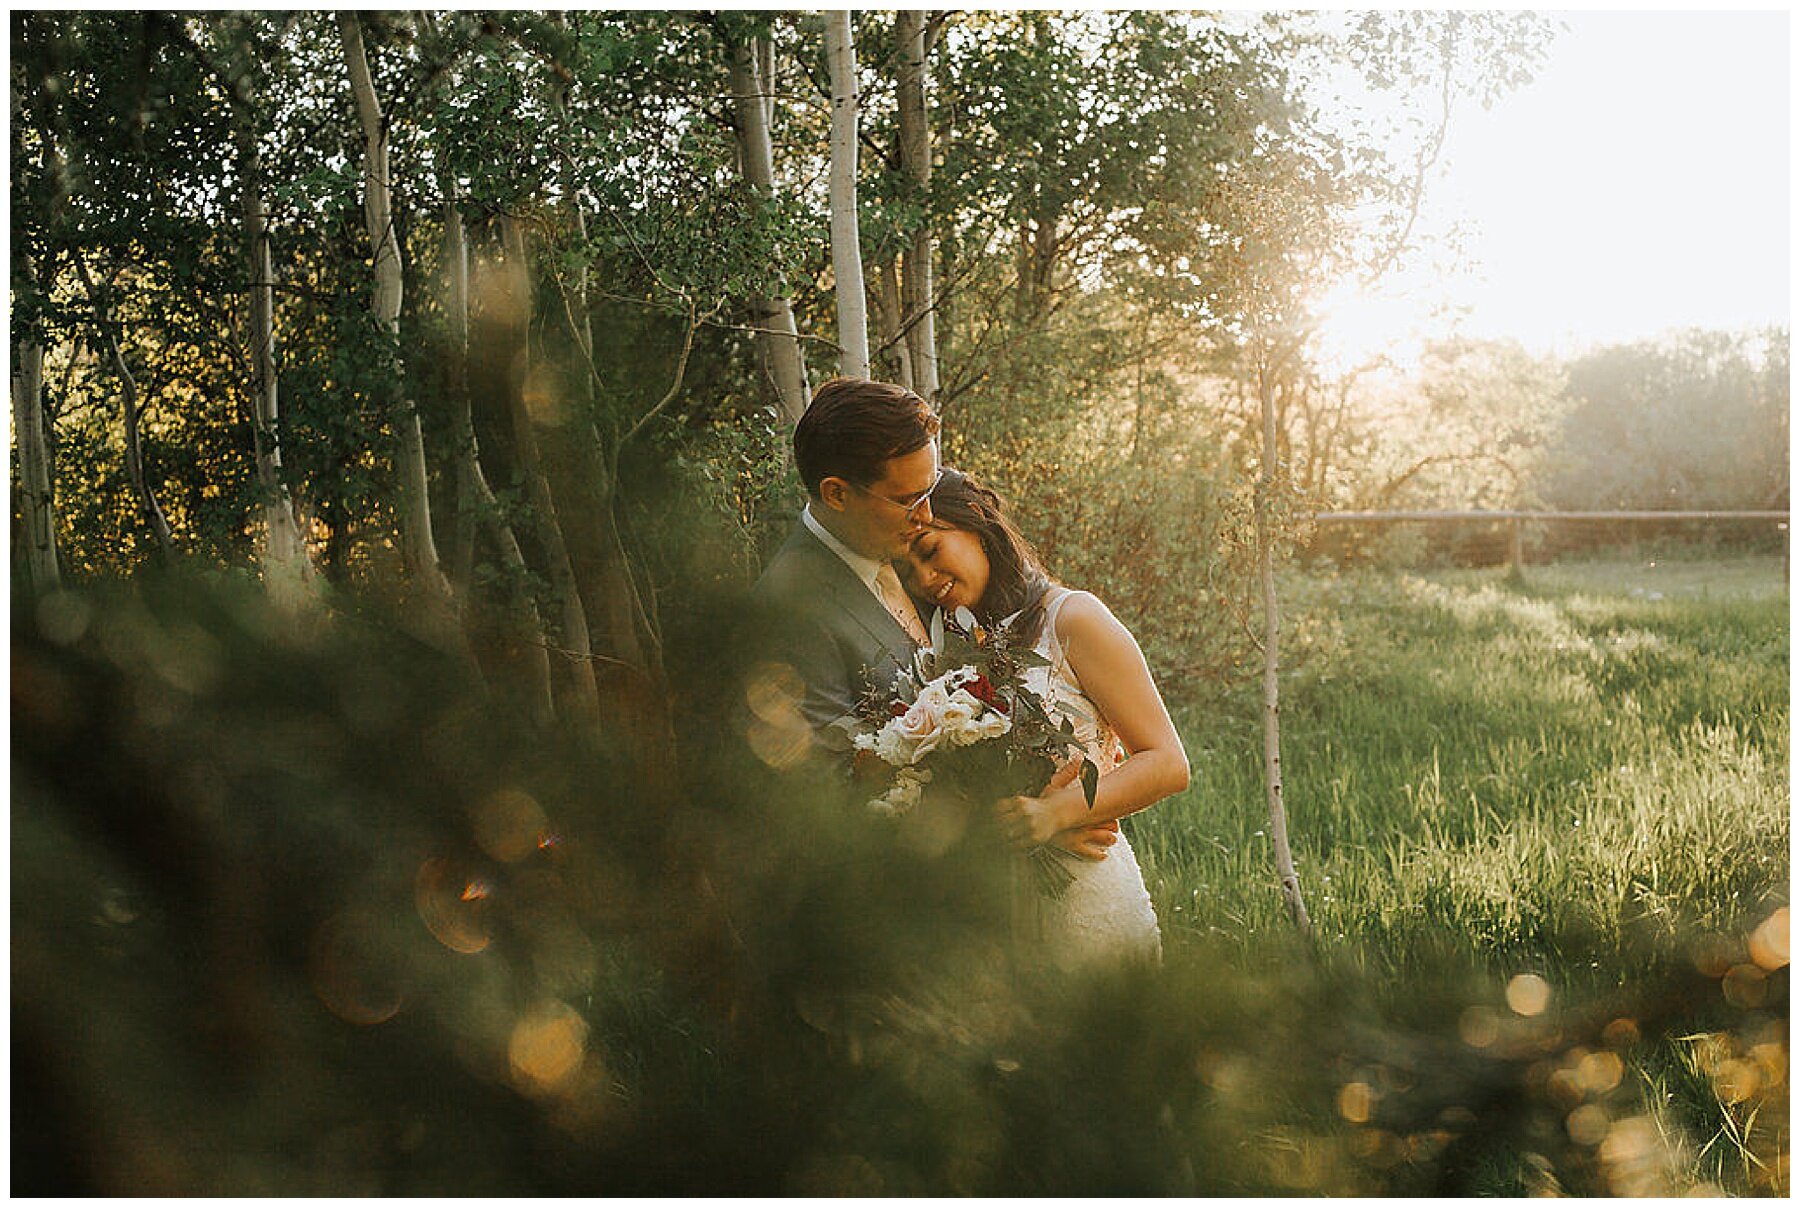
top-left (1136, 555), bottom-right (1788, 973)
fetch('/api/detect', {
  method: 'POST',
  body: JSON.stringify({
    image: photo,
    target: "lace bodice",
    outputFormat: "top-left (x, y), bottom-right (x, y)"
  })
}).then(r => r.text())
top-left (1022, 589), bottom-right (1128, 774)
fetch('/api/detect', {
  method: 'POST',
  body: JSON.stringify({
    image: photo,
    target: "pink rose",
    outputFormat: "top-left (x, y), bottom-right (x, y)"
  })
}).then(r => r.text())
top-left (896, 700), bottom-right (947, 759)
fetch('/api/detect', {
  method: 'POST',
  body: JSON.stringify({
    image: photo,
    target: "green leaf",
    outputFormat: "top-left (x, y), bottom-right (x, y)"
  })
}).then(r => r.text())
top-left (1079, 758), bottom-right (1100, 809)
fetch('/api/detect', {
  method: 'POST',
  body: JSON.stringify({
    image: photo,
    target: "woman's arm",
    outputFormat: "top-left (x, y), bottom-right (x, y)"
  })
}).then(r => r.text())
top-left (997, 592), bottom-right (1190, 847)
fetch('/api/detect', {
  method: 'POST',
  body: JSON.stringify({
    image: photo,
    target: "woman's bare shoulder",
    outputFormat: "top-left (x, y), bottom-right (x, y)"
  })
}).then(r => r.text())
top-left (1053, 589), bottom-right (1128, 644)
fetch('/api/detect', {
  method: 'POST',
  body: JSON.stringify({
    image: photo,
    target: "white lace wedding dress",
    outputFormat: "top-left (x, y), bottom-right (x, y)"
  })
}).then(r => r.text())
top-left (1020, 588), bottom-right (1163, 970)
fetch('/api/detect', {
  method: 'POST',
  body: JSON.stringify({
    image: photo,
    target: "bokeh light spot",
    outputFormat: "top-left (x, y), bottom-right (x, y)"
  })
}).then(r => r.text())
top-left (1721, 963), bottom-right (1768, 1009)
top-left (36, 590), bottom-right (93, 645)
top-left (1567, 1104), bottom-right (1610, 1146)
top-left (743, 662), bottom-right (812, 770)
top-left (310, 913), bottom-right (404, 1026)
top-left (1337, 1081), bottom-right (1375, 1124)
top-left (1506, 973), bottom-right (1551, 1016)
top-left (747, 715), bottom-right (811, 771)
top-left (1599, 1116), bottom-right (1659, 1165)
top-left (1577, 1050), bottom-right (1623, 1095)
top-left (1691, 935), bottom-right (1736, 978)
top-left (508, 1000), bottom-right (588, 1095)
top-left (1458, 1005), bottom-right (1500, 1048)
top-left (1601, 1017), bottom-right (1641, 1049)
top-left (471, 789), bottom-right (550, 864)
top-left (744, 661), bottom-right (805, 722)
top-left (415, 857), bottom-right (492, 954)
top-left (1713, 1058), bottom-right (1761, 1104)
top-left (1546, 1066), bottom-right (1584, 1110)
top-left (1749, 906), bottom-right (1789, 971)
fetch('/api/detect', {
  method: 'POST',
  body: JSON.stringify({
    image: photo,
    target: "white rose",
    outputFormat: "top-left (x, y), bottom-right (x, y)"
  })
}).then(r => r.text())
top-left (977, 711), bottom-right (1012, 739)
top-left (915, 681), bottom-right (952, 714)
top-left (867, 722), bottom-right (914, 766)
top-left (869, 766), bottom-right (932, 816)
top-left (939, 697), bottom-right (976, 733)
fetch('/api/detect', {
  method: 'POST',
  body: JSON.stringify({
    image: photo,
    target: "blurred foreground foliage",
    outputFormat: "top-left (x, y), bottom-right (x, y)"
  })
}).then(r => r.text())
top-left (12, 574), bottom-right (1787, 1195)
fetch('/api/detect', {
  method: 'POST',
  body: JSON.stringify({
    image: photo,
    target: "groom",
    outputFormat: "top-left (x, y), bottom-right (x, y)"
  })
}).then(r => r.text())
top-left (752, 377), bottom-right (941, 736)
top-left (751, 377), bottom-right (1116, 860)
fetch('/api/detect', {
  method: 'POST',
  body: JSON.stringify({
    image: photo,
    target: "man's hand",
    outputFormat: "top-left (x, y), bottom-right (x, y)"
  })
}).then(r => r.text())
top-left (1045, 757), bottom-right (1082, 792)
top-left (1049, 818), bottom-right (1119, 862)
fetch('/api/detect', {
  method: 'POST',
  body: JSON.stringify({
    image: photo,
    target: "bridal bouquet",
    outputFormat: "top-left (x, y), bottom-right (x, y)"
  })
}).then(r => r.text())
top-left (841, 605), bottom-right (1100, 889)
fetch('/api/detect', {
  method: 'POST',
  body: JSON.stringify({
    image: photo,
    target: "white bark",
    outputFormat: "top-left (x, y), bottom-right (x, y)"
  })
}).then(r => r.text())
top-left (895, 11), bottom-right (939, 400)
top-left (340, 12), bottom-right (449, 598)
top-left (825, 11), bottom-right (869, 380)
top-left (1256, 362), bottom-right (1313, 939)
top-left (12, 323), bottom-right (60, 592)
top-left (241, 129), bottom-right (315, 608)
top-left (727, 36), bottom-right (810, 422)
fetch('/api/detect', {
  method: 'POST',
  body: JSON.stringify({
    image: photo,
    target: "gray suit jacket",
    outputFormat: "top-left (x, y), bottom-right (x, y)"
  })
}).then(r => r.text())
top-left (750, 520), bottom-right (919, 736)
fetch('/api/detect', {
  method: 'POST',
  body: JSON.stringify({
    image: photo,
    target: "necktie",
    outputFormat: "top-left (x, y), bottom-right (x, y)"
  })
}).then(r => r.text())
top-left (874, 563), bottom-right (930, 646)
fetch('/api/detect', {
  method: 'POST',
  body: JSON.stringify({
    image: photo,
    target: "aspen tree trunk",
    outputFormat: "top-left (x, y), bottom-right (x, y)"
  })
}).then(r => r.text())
top-left (500, 218), bottom-right (601, 716)
top-left (339, 12), bottom-right (450, 599)
top-left (825, 11), bottom-right (870, 380)
top-left (727, 36), bottom-right (810, 421)
top-left (444, 201), bottom-right (555, 724)
top-left (73, 259), bottom-right (174, 558)
top-left (240, 127), bottom-right (315, 608)
top-left (874, 258), bottom-right (913, 391)
top-left (1255, 360), bottom-right (1313, 939)
top-left (895, 10), bottom-right (939, 400)
top-left (12, 321), bottom-right (60, 592)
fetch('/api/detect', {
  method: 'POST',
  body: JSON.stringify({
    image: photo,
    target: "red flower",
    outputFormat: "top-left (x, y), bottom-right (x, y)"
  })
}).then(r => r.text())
top-left (967, 673), bottom-right (1009, 714)
top-left (889, 701), bottom-right (909, 718)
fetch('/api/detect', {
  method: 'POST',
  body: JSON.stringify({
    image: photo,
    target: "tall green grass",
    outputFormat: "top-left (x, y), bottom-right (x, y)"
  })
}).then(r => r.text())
top-left (1136, 555), bottom-right (1788, 974)
top-left (1129, 555), bottom-right (1788, 1193)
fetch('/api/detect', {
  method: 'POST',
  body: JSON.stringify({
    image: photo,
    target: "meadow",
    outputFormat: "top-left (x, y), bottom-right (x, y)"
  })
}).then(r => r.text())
top-left (1133, 552), bottom-right (1789, 1192)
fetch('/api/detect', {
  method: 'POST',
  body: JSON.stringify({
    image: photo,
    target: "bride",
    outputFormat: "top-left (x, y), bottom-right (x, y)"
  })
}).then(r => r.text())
top-left (897, 468), bottom-right (1189, 969)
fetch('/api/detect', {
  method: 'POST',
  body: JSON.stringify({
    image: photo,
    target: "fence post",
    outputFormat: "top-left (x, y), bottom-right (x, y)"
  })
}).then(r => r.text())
top-left (1507, 517), bottom-right (1524, 581)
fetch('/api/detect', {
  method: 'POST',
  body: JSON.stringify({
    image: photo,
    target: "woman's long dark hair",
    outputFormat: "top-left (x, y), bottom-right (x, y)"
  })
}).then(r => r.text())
top-left (921, 469), bottom-right (1058, 642)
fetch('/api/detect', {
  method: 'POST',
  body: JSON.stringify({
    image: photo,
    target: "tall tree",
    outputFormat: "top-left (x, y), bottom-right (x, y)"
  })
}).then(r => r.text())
top-left (339, 12), bottom-right (450, 601)
top-left (11, 258), bottom-right (60, 593)
top-left (824, 11), bottom-right (869, 380)
top-left (725, 26), bottom-right (811, 421)
top-left (197, 16), bottom-right (317, 606)
top-left (894, 11), bottom-right (939, 400)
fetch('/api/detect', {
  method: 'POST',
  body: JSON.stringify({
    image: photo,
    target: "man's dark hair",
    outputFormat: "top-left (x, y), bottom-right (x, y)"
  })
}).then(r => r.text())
top-left (793, 377), bottom-right (941, 497)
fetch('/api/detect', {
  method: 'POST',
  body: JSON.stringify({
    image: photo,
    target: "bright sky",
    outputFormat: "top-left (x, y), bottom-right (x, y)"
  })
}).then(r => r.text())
top-left (1318, 10), bottom-right (1790, 367)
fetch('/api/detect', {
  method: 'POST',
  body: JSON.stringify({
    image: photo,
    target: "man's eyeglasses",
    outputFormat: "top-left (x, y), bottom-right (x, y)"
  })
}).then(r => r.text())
top-left (852, 468), bottom-right (942, 520)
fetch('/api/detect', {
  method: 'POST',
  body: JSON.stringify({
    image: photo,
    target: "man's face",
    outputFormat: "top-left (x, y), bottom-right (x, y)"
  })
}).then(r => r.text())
top-left (819, 442), bottom-right (941, 561)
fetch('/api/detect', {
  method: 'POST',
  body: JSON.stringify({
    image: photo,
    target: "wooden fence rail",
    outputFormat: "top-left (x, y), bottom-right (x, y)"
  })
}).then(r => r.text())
top-left (1312, 510), bottom-right (1790, 576)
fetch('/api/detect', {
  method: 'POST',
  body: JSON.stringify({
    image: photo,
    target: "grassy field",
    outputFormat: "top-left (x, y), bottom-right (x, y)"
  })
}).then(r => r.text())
top-left (1130, 553), bottom-right (1788, 1193)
